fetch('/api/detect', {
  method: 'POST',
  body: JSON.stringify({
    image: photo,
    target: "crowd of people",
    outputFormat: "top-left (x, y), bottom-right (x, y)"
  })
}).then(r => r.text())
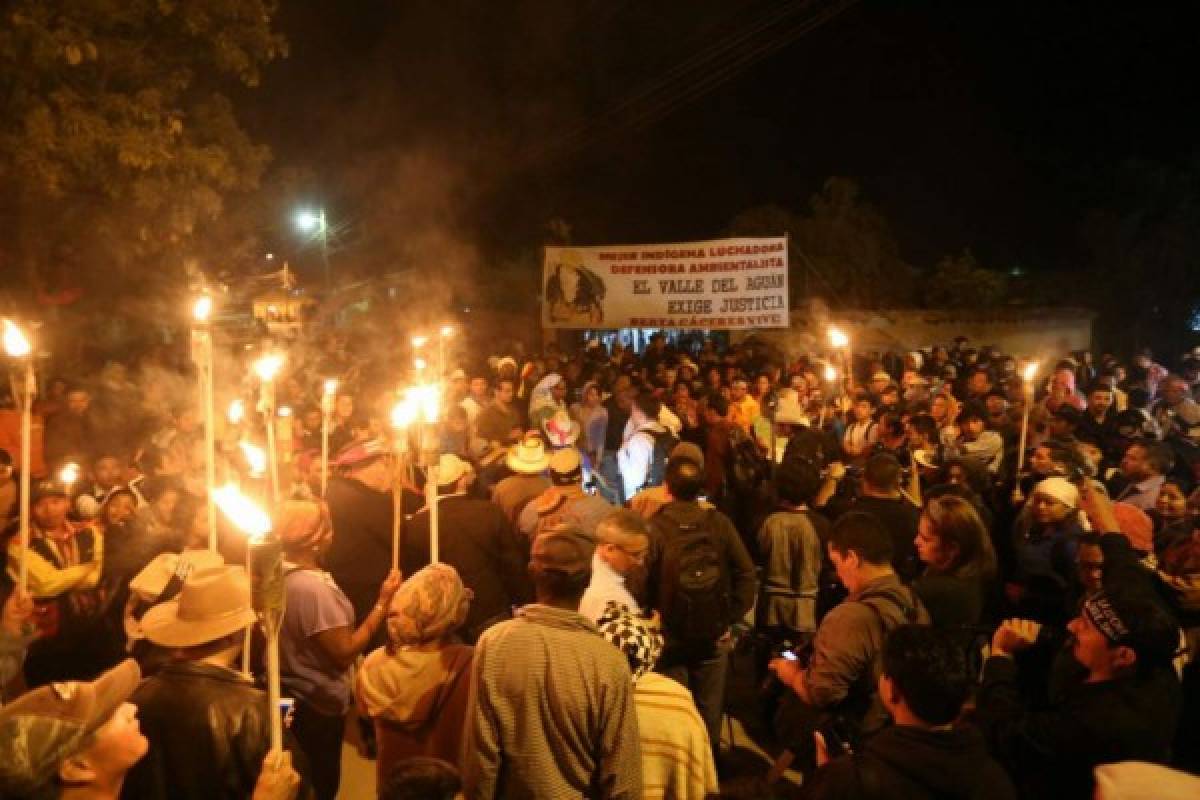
top-left (2, 326), bottom-right (1200, 799)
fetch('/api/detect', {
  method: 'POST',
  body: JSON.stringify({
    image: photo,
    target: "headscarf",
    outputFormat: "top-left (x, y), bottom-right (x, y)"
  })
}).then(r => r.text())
top-left (596, 602), bottom-right (664, 683)
top-left (274, 499), bottom-right (331, 551)
top-left (529, 373), bottom-right (566, 415)
top-left (1033, 476), bottom-right (1079, 509)
top-left (387, 563), bottom-right (473, 646)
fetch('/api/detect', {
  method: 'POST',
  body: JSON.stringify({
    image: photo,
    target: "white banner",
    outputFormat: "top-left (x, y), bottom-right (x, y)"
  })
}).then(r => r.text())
top-left (542, 237), bottom-right (789, 330)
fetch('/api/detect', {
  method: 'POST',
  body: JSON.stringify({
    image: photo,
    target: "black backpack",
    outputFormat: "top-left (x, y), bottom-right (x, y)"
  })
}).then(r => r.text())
top-left (727, 426), bottom-right (769, 493)
top-left (652, 508), bottom-right (730, 643)
top-left (642, 428), bottom-right (680, 490)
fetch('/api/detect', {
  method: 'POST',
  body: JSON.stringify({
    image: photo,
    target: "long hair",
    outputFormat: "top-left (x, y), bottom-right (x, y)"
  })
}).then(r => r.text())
top-left (922, 495), bottom-right (996, 579)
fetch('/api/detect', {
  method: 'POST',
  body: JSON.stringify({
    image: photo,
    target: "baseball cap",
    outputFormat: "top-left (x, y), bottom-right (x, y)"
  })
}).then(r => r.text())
top-left (668, 442), bottom-right (705, 470)
top-left (548, 447), bottom-right (582, 477)
top-left (531, 524), bottom-right (595, 575)
top-left (0, 659), bottom-right (141, 796)
top-left (31, 478), bottom-right (69, 504)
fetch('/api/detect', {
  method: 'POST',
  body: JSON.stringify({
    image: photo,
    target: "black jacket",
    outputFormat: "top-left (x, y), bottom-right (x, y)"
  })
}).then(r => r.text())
top-left (325, 474), bottom-right (393, 621)
top-left (974, 655), bottom-right (1182, 798)
top-left (404, 494), bottom-right (533, 642)
top-left (806, 724), bottom-right (1015, 800)
top-left (122, 661), bottom-right (309, 800)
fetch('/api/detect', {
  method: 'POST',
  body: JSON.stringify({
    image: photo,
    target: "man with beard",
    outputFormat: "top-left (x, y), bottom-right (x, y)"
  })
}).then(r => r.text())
top-left (976, 588), bottom-right (1181, 797)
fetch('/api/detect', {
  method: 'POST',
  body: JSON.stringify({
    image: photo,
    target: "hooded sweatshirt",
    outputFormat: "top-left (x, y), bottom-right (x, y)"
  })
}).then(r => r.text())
top-left (356, 643), bottom-right (473, 783)
top-left (806, 724), bottom-right (1016, 800)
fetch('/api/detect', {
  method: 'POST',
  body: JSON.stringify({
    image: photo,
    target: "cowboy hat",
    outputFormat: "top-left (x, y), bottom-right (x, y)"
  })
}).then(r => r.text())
top-left (140, 566), bottom-right (257, 649)
top-left (507, 434), bottom-right (550, 474)
top-left (774, 397), bottom-right (808, 426)
top-left (129, 549), bottom-right (225, 603)
top-left (542, 409), bottom-right (581, 448)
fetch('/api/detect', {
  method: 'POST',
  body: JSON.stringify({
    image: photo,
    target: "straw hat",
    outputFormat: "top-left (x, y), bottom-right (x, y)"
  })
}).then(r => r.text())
top-left (438, 453), bottom-right (473, 486)
top-left (542, 409), bottom-right (581, 448)
top-left (128, 549), bottom-right (225, 603)
top-left (140, 566), bottom-right (257, 649)
top-left (507, 434), bottom-right (550, 474)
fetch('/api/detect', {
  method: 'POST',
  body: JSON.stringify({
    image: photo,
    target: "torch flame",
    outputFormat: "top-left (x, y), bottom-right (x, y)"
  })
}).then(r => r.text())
top-left (414, 357), bottom-right (427, 372)
top-left (58, 462), bottom-right (80, 486)
top-left (323, 379), bottom-right (338, 397)
top-left (239, 440), bottom-right (267, 477)
top-left (253, 353), bottom-right (284, 382)
top-left (2, 319), bottom-right (31, 358)
top-left (213, 483), bottom-right (271, 541)
top-left (192, 295), bottom-right (213, 323)
top-left (411, 335), bottom-right (428, 349)
top-left (277, 406), bottom-right (292, 418)
top-left (417, 385), bottom-right (439, 424)
top-left (824, 365), bottom-right (838, 382)
top-left (439, 325), bottom-right (454, 338)
top-left (391, 397), bottom-right (417, 429)
top-left (1022, 361), bottom-right (1040, 382)
top-left (227, 399), bottom-right (245, 425)
top-left (828, 327), bottom-right (849, 349)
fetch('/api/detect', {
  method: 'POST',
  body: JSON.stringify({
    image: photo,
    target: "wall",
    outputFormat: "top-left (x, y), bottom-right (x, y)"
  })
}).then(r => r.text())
top-left (740, 307), bottom-right (1096, 358)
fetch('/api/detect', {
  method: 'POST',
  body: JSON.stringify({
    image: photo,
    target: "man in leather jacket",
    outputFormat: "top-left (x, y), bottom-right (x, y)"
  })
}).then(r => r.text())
top-left (121, 566), bottom-right (311, 800)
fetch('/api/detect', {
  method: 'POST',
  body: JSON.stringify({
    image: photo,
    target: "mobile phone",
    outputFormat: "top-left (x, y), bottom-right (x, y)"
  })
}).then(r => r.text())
top-left (780, 648), bottom-right (798, 662)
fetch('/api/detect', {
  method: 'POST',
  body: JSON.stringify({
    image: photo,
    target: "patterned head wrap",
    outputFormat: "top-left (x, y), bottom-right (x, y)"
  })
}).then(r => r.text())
top-left (596, 602), bottom-right (664, 683)
top-left (386, 563), bottom-right (473, 646)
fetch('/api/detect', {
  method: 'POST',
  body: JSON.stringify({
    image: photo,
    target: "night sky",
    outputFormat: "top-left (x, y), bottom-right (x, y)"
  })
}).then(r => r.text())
top-left (244, 0), bottom-right (1200, 276)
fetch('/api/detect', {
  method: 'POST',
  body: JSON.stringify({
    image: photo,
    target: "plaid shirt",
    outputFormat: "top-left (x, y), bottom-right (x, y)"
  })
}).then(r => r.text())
top-left (462, 604), bottom-right (642, 799)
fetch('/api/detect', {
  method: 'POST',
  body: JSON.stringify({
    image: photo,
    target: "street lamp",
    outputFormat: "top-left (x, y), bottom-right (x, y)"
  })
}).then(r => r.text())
top-left (294, 208), bottom-right (330, 289)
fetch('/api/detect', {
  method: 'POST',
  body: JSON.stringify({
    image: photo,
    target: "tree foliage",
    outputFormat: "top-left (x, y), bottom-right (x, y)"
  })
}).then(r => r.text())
top-left (729, 177), bottom-right (915, 308)
top-left (923, 249), bottom-right (1008, 309)
top-left (0, 0), bottom-right (286, 296)
top-left (1078, 157), bottom-right (1200, 355)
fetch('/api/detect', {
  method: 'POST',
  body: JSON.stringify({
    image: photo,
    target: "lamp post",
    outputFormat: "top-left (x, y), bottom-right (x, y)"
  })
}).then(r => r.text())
top-left (253, 354), bottom-right (285, 504)
top-left (3, 319), bottom-right (35, 594)
top-left (192, 294), bottom-right (219, 552)
top-left (294, 208), bottom-right (330, 290)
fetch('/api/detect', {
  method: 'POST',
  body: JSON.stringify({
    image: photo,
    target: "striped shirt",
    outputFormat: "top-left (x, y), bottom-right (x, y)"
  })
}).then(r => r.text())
top-left (634, 673), bottom-right (718, 799)
top-left (462, 604), bottom-right (642, 799)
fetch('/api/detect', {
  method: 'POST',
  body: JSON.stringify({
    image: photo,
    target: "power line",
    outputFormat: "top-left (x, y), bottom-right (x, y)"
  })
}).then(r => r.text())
top-left (515, 0), bottom-right (859, 170)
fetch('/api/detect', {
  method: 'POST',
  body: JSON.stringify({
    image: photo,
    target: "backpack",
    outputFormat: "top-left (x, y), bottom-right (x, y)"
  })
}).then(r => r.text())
top-left (728, 426), bottom-right (769, 493)
top-left (652, 508), bottom-right (730, 644)
top-left (642, 428), bottom-right (680, 490)
top-left (782, 426), bottom-right (833, 470)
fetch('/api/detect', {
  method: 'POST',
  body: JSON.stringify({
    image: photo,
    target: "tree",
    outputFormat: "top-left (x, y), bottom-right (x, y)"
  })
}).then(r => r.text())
top-left (0, 0), bottom-right (286, 298)
top-left (1078, 157), bottom-right (1200, 356)
top-left (923, 249), bottom-right (1008, 309)
top-left (729, 177), bottom-right (915, 308)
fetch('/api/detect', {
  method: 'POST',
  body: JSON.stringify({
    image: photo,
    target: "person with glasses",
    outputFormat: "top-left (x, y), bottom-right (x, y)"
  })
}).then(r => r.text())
top-left (578, 510), bottom-right (650, 623)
